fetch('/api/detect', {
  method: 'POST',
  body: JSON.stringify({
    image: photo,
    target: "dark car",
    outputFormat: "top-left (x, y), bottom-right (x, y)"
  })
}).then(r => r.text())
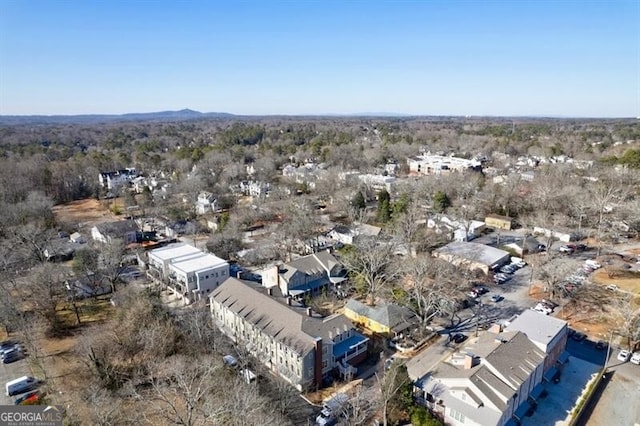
top-left (595, 340), bottom-right (607, 350)
top-left (490, 294), bottom-right (504, 302)
top-left (571, 332), bottom-right (587, 342)
top-left (452, 334), bottom-right (467, 344)
top-left (3, 350), bottom-right (25, 364)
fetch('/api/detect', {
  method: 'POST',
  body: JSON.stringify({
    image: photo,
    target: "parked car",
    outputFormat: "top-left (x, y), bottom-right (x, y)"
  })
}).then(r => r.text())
top-left (617, 350), bottom-right (631, 362)
top-left (510, 257), bottom-right (526, 268)
top-left (494, 273), bottom-right (511, 281)
top-left (595, 340), bottom-right (607, 350)
top-left (6, 376), bottom-right (39, 397)
top-left (531, 303), bottom-right (553, 315)
top-left (490, 294), bottom-right (504, 303)
top-left (472, 286), bottom-right (489, 295)
top-left (585, 260), bottom-right (602, 269)
top-left (452, 334), bottom-right (467, 344)
top-left (630, 352), bottom-right (640, 365)
top-left (571, 332), bottom-right (587, 342)
top-left (2, 349), bottom-right (24, 364)
top-left (559, 244), bottom-right (576, 254)
top-left (14, 390), bottom-right (40, 405)
top-left (606, 285), bottom-right (618, 292)
top-left (222, 355), bottom-right (238, 367)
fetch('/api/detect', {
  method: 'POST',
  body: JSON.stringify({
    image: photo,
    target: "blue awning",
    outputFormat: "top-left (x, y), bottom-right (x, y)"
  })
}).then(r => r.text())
top-left (333, 333), bottom-right (369, 358)
top-left (543, 366), bottom-right (559, 382)
top-left (529, 383), bottom-right (545, 402)
top-left (514, 400), bottom-right (532, 421)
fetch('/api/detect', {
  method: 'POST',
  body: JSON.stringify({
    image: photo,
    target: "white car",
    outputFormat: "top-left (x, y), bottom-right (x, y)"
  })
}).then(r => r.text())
top-left (584, 260), bottom-right (602, 269)
top-left (531, 303), bottom-right (552, 315)
top-left (631, 352), bottom-right (640, 365)
top-left (617, 350), bottom-right (631, 362)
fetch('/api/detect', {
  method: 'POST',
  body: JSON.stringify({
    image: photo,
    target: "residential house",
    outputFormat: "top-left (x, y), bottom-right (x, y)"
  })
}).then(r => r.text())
top-left (408, 330), bottom-right (546, 426)
top-left (147, 243), bottom-right (229, 303)
top-left (65, 274), bottom-right (112, 299)
top-left (262, 251), bottom-right (346, 299)
top-left (91, 221), bottom-right (139, 244)
top-left (210, 278), bottom-right (369, 390)
top-left (433, 241), bottom-right (510, 275)
top-left (195, 191), bottom-right (217, 215)
top-left (504, 310), bottom-right (569, 374)
top-left (344, 299), bottom-right (418, 336)
top-left (240, 180), bottom-right (271, 198)
top-left (427, 214), bottom-right (486, 242)
top-left (485, 214), bottom-right (513, 231)
top-left (329, 224), bottom-right (382, 245)
top-left (356, 173), bottom-right (396, 192)
top-left (408, 154), bottom-right (482, 175)
top-left (532, 226), bottom-right (581, 243)
top-left (98, 168), bottom-right (137, 191)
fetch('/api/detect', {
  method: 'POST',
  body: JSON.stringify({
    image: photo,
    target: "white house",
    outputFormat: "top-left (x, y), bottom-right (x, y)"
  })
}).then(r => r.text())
top-left (98, 168), bottom-right (137, 191)
top-left (195, 191), bottom-right (217, 215)
top-left (427, 215), bottom-right (486, 242)
top-left (329, 224), bottom-right (382, 245)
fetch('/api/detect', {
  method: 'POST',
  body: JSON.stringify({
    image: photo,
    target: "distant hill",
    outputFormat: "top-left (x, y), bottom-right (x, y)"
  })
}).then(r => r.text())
top-left (0, 109), bottom-right (235, 125)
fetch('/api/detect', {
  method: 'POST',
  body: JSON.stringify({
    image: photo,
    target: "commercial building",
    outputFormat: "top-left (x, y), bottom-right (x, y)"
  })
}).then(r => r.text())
top-left (408, 154), bottom-right (482, 175)
top-left (433, 241), bottom-right (511, 275)
top-left (210, 278), bottom-right (369, 390)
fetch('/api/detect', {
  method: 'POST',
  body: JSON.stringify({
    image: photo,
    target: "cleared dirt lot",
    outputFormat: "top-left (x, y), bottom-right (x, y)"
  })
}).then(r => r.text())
top-left (52, 198), bottom-right (125, 229)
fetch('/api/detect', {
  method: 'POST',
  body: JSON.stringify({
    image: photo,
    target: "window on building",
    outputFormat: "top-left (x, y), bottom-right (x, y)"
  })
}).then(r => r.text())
top-left (450, 409), bottom-right (465, 423)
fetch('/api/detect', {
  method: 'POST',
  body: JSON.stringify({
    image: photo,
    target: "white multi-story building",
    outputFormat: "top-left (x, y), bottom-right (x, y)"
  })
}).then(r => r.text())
top-left (408, 154), bottom-right (482, 175)
top-left (147, 243), bottom-right (228, 304)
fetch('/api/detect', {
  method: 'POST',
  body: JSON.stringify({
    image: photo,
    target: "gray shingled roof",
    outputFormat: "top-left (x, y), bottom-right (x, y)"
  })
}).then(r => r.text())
top-left (345, 299), bottom-right (418, 331)
top-left (211, 277), bottom-right (355, 355)
top-left (281, 250), bottom-right (341, 282)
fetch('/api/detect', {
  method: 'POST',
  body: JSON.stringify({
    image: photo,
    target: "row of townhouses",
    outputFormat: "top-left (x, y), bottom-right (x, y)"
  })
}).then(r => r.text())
top-left (144, 243), bottom-right (368, 390)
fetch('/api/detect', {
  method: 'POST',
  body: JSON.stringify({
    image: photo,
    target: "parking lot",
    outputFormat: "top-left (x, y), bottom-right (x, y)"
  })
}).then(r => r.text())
top-left (0, 347), bottom-right (33, 405)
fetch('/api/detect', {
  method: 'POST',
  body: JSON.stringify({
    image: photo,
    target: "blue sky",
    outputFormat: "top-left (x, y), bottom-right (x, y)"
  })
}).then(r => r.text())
top-left (1, 1), bottom-right (638, 117)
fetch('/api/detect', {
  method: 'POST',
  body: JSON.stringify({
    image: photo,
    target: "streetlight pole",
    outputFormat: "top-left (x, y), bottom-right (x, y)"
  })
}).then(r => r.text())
top-left (604, 329), bottom-right (615, 370)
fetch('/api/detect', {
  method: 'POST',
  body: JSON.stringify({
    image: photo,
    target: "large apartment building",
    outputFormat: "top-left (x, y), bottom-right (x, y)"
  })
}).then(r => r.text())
top-left (407, 154), bottom-right (482, 175)
top-left (147, 243), bottom-right (229, 304)
top-left (210, 278), bottom-right (369, 391)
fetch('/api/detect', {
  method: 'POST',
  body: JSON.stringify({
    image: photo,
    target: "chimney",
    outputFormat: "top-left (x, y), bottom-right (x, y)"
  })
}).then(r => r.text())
top-left (306, 307), bottom-right (312, 317)
top-left (314, 337), bottom-right (323, 390)
top-left (489, 323), bottom-right (502, 334)
top-left (267, 287), bottom-right (272, 296)
top-left (287, 296), bottom-right (292, 306)
top-left (464, 354), bottom-right (478, 370)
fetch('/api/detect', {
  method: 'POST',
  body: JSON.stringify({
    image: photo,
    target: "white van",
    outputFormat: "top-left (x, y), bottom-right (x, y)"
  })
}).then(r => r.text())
top-left (6, 376), bottom-right (38, 397)
top-left (316, 393), bottom-right (349, 425)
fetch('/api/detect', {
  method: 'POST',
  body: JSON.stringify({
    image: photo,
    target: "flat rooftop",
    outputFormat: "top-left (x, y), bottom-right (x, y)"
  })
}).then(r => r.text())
top-left (149, 243), bottom-right (201, 261)
top-left (505, 309), bottom-right (567, 347)
top-left (435, 241), bottom-right (509, 266)
top-left (171, 252), bottom-right (228, 273)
